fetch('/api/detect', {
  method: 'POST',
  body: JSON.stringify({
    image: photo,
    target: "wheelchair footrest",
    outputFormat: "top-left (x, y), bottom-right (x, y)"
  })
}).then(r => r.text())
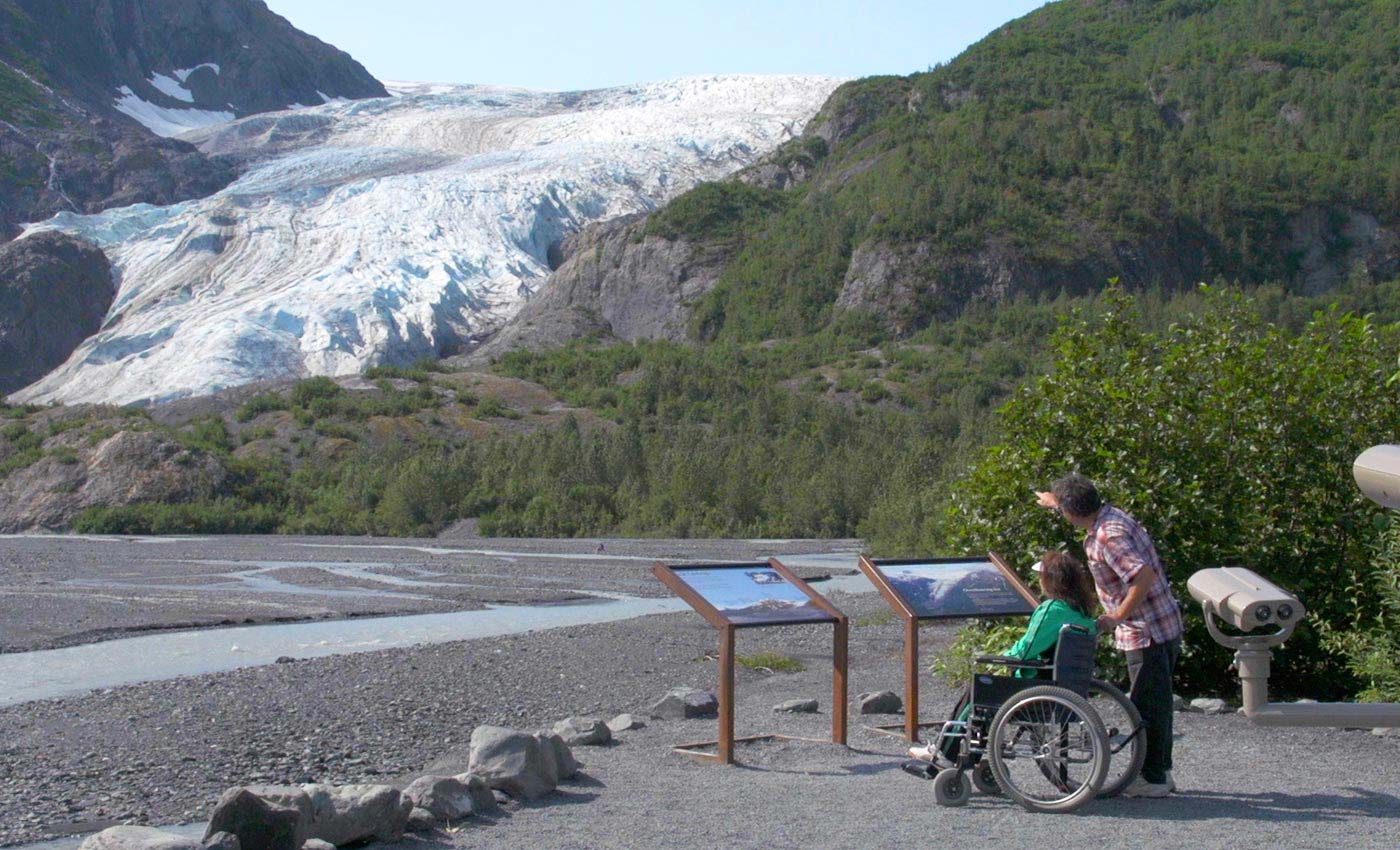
top-left (901, 759), bottom-right (939, 780)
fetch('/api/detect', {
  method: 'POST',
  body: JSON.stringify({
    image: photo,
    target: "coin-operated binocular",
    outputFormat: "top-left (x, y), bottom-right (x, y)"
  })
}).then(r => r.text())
top-left (1185, 445), bottom-right (1400, 728)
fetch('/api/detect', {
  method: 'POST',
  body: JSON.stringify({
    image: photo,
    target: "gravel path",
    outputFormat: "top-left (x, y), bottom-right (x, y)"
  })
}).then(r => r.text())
top-left (2, 585), bottom-right (1396, 848)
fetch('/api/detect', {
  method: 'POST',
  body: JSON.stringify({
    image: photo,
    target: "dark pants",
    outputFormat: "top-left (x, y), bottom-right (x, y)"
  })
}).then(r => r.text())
top-left (1126, 637), bottom-right (1181, 785)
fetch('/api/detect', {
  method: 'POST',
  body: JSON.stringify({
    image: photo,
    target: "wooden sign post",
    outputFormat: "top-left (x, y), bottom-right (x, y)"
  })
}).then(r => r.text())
top-left (857, 553), bottom-right (1038, 742)
top-left (652, 558), bottom-right (848, 764)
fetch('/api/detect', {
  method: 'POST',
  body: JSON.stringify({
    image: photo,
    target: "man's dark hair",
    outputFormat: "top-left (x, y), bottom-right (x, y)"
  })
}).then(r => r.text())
top-left (1052, 473), bottom-right (1103, 519)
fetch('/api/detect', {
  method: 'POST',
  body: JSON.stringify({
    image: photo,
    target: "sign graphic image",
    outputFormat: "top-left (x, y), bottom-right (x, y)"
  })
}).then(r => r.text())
top-left (672, 565), bottom-right (835, 626)
top-left (880, 560), bottom-right (1035, 620)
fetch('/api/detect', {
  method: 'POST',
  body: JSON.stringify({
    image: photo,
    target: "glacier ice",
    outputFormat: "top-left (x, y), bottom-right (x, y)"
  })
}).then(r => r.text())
top-left (16, 75), bottom-right (840, 406)
top-left (113, 86), bottom-right (236, 137)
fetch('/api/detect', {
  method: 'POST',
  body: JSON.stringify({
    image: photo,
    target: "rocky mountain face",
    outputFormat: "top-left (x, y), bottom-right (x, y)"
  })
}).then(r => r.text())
top-left (0, 0), bottom-right (386, 239)
top-left (0, 231), bottom-right (113, 394)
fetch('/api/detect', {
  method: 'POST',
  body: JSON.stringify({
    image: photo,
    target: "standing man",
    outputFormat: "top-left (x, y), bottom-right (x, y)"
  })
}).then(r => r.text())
top-left (1036, 473), bottom-right (1183, 798)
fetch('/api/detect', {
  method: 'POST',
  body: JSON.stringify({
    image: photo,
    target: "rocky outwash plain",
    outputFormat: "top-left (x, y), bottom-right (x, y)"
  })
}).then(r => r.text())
top-left (1, 584), bottom-right (1397, 850)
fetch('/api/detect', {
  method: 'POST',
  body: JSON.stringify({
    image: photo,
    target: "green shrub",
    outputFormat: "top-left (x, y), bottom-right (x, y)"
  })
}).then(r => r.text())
top-left (291, 376), bottom-right (343, 407)
top-left (1321, 517), bottom-right (1400, 702)
top-left (932, 287), bottom-right (1400, 699)
top-left (73, 500), bottom-right (282, 534)
top-left (643, 182), bottom-right (788, 242)
top-left (736, 652), bottom-right (805, 673)
top-left (182, 416), bottom-right (233, 454)
top-left (47, 446), bottom-right (80, 465)
top-left (236, 393), bottom-right (288, 422)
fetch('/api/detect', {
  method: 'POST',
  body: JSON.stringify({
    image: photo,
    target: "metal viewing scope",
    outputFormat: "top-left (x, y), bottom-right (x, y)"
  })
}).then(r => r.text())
top-left (1186, 444), bottom-right (1400, 728)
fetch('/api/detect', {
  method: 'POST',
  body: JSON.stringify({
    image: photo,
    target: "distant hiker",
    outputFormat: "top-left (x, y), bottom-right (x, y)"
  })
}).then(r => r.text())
top-left (908, 550), bottom-right (1098, 765)
top-left (597, 542), bottom-right (606, 554)
top-left (1036, 473), bottom-right (1184, 798)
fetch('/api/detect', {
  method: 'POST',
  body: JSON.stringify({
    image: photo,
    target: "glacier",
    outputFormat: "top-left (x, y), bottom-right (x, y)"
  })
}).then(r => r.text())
top-left (14, 75), bottom-right (840, 406)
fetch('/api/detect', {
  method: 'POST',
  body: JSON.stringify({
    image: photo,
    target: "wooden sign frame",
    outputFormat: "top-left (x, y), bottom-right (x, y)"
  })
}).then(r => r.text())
top-left (857, 552), bottom-right (1038, 741)
top-left (651, 558), bottom-right (849, 765)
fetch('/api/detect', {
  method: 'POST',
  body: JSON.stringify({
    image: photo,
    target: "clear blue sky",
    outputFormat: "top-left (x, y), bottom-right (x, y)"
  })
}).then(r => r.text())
top-left (265, 0), bottom-right (1051, 91)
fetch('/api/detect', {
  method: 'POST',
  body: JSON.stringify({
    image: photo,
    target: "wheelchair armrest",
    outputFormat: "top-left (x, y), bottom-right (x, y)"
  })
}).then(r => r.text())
top-left (974, 654), bottom-right (1050, 669)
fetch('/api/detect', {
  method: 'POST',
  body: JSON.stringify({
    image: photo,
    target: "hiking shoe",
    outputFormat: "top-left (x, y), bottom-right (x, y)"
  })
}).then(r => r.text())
top-left (1123, 776), bottom-right (1172, 798)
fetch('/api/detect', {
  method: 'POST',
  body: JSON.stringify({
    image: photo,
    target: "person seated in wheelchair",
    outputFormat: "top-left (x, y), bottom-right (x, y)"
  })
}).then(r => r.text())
top-left (909, 551), bottom-right (1098, 765)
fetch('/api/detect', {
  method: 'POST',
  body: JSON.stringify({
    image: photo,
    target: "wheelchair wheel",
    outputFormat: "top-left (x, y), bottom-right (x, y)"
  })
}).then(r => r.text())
top-left (933, 767), bottom-right (971, 807)
top-left (971, 760), bottom-right (1001, 796)
top-left (987, 685), bottom-right (1109, 814)
top-left (1088, 678), bottom-right (1146, 798)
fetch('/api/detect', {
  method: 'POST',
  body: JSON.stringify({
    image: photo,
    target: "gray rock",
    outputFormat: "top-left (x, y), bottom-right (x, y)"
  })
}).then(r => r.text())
top-left (299, 842), bottom-right (335, 850)
top-left (204, 788), bottom-right (304, 850)
top-left (606, 713), bottom-right (645, 733)
top-left (857, 691), bottom-right (903, 714)
top-left (81, 827), bottom-right (204, 850)
top-left (0, 232), bottom-right (113, 395)
top-left (552, 716), bottom-right (611, 746)
top-left (202, 833), bottom-right (239, 850)
top-left (300, 784), bottom-right (409, 846)
top-left (773, 699), bottom-right (819, 714)
top-left (466, 725), bottom-right (559, 800)
top-left (1372, 727), bottom-right (1400, 738)
top-left (648, 687), bottom-right (718, 720)
top-left (449, 773), bottom-right (498, 814)
top-left (1172, 693), bottom-right (1186, 712)
top-left (402, 775), bottom-right (473, 821)
top-left (404, 808), bottom-right (437, 833)
top-left (1191, 697), bottom-right (1229, 715)
top-left (534, 731), bottom-right (578, 781)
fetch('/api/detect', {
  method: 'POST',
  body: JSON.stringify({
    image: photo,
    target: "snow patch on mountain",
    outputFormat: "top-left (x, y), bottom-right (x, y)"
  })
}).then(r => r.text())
top-left (113, 86), bottom-right (235, 137)
top-left (17, 75), bottom-right (840, 406)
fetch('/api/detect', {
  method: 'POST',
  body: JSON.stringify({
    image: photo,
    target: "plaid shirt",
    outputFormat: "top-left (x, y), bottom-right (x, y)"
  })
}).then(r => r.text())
top-left (1084, 504), bottom-right (1183, 651)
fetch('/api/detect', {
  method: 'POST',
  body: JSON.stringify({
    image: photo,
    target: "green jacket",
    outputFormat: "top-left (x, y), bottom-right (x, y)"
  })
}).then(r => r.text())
top-left (1003, 598), bottom-right (1098, 678)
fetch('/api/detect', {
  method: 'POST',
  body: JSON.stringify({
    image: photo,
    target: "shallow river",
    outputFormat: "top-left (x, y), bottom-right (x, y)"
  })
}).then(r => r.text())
top-left (0, 553), bottom-right (871, 707)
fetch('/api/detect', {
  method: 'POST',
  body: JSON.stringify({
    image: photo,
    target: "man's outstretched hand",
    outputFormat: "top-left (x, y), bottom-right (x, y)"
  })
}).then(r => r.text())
top-left (1035, 490), bottom-right (1059, 509)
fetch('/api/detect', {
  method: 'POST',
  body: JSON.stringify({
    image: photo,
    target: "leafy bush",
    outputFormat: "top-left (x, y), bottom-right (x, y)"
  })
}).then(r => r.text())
top-left (236, 394), bottom-right (288, 423)
top-left (643, 182), bottom-right (788, 242)
top-left (929, 287), bottom-right (1400, 698)
top-left (73, 500), bottom-right (282, 534)
top-left (736, 652), bottom-right (805, 673)
top-left (1321, 517), bottom-right (1400, 701)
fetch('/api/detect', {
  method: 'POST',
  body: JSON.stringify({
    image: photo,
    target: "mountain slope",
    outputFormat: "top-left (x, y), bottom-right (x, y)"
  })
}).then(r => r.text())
top-left (484, 0), bottom-right (1400, 349)
top-left (0, 0), bottom-right (386, 238)
top-left (14, 76), bottom-right (839, 406)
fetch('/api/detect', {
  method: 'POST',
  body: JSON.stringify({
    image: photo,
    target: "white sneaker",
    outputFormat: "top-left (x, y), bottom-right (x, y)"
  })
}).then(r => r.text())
top-left (906, 743), bottom-right (941, 763)
top-left (1123, 776), bottom-right (1172, 798)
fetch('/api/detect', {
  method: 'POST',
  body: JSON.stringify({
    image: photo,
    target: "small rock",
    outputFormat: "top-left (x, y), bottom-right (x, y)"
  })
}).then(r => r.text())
top-left (202, 833), bottom-right (239, 850)
top-left (300, 784), bottom-right (409, 845)
top-left (467, 726), bottom-right (559, 800)
top-left (274, 657), bottom-right (296, 664)
top-left (81, 827), bottom-right (204, 850)
top-left (606, 713), bottom-right (645, 733)
top-left (448, 773), bottom-right (499, 814)
top-left (404, 808), bottom-right (437, 833)
top-left (1171, 693), bottom-right (1186, 712)
top-left (1372, 727), bottom-right (1399, 737)
top-left (402, 776), bottom-right (473, 821)
top-left (552, 716), bottom-right (611, 746)
top-left (649, 687), bottom-right (718, 720)
top-left (534, 731), bottom-right (579, 781)
top-left (1190, 697), bottom-right (1229, 715)
top-left (857, 691), bottom-right (902, 714)
top-left (773, 699), bottom-right (819, 714)
top-left (204, 788), bottom-right (303, 850)
top-left (300, 841), bottom-right (335, 850)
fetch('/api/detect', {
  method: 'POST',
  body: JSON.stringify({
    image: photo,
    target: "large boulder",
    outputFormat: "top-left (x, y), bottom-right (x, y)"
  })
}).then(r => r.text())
top-left (466, 726), bottom-right (559, 800)
top-left (402, 775), bottom-right (474, 822)
top-left (649, 687), bottom-right (718, 720)
top-left (300, 784), bottom-right (409, 846)
top-left (204, 788), bottom-right (302, 850)
top-left (534, 731), bottom-right (578, 781)
top-left (0, 231), bottom-right (113, 395)
top-left (552, 716), bottom-right (611, 746)
top-left (80, 827), bottom-right (205, 850)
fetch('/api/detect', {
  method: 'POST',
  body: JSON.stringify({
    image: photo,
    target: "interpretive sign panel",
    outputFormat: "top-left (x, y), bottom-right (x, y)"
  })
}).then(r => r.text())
top-left (858, 553), bottom-right (1038, 741)
top-left (871, 557), bottom-right (1036, 621)
top-left (652, 559), bottom-right (848, 764)
top-left (666, 564), bottom-right (837, 627)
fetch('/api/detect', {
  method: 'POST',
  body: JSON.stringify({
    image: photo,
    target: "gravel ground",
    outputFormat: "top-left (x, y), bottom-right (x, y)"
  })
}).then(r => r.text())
top-left (0, 535), bottom-right (857, 652)
top-left (3, 588), bottom-right (1398, 848)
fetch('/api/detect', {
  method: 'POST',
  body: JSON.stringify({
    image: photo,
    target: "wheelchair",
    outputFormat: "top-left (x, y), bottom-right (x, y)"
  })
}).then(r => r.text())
top-left (929, 624), bottom-right (1146, 813)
